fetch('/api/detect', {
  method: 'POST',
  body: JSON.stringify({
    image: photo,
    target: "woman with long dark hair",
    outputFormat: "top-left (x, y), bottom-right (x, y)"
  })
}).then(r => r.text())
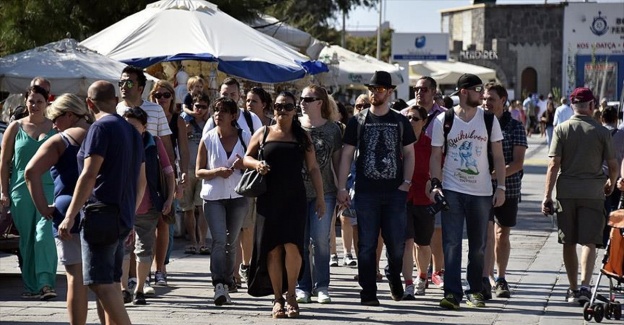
top-left (245, 91), bottom-right (325, 318)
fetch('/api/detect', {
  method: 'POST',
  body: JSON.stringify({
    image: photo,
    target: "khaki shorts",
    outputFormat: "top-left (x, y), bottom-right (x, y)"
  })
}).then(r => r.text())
top-left (55, 236), bottom-right (82, 266)
top-left (179, 170), bottom-right (203, 211)
top-left (241, 197), bottom-right (256, 229)
top-left (556, 198), bottom-right (605, 245)
top-left (132, 210), bottom-right (161, 263)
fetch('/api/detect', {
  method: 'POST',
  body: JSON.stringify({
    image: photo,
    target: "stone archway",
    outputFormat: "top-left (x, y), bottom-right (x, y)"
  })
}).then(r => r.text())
top-left (521, 67), bottom-right (538, 96)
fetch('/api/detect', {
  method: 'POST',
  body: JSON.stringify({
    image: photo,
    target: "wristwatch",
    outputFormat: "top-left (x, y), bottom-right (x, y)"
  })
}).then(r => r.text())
top-left (403, 179), bottom-right (412, 186)
top-left (497, 185), bottom-right (506, 191)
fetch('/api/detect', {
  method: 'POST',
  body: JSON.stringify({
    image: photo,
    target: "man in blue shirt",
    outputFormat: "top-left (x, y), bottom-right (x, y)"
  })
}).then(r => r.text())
top-left (58, 80), bottom-right (146, 325)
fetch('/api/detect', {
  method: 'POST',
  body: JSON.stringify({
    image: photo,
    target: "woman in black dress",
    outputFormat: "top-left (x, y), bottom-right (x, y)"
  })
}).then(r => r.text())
top-left (244, 91), bottom-right (325, 318)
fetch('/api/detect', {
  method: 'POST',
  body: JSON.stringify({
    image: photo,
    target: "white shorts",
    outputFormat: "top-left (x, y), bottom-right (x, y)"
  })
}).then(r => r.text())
top-left (55, 236), bottom-right (82, 266)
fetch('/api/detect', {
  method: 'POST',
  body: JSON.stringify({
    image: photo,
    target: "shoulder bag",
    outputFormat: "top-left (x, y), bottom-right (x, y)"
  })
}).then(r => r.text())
top-left (235, 127), bottom-right (269, 197)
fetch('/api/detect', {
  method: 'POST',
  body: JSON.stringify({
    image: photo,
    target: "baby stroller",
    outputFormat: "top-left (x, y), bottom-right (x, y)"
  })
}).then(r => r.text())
top-left (582, 208), bottom-right (624, 322)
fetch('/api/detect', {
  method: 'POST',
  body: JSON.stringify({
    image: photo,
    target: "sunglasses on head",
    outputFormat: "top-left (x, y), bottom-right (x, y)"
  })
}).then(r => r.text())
top-left (368, 86), bottom-right (388, 93)
top-left (406, 115), bottom-right (422, 122)
top-left (52, 112), bottom-right (67, 124)
top-left (414, 87), bottom-right (430, 93)
top-left (153, 92), bottom-right (172, 100)
top-left (355, 103), bottom-right (371, 109)
top-left (300, 97), bottom-right (321, 103)
top-left (274, 103), bottom-right (296, 111)
top-left (118, 80), bottom-right (135, 89)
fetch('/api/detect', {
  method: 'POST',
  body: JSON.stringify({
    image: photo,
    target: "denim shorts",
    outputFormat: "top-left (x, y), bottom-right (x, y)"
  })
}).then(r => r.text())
top-left (82, 226), bottom-right (131, 285)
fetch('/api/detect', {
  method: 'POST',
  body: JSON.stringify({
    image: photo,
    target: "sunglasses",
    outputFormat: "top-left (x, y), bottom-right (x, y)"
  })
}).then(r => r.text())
top-left (414, 87), bottom-right (430, 93)
top-left (468, 85), bottom-right (484, 93)
top-left (153, 92), bottom-right (172, 100)
top-left (406, 115), bottom-right (422, 122)
top-left (300, 97), bottom-right (321, 103)
top-left (355, 103), bottom-right (371, 109)
top-left (52, 112), bottom-right (67, 124)
top-left (368, 86), bottom-right (388, 93)
top-left (274, 103), bottom-right (296, 111)
top-left (194, 104), bottom-right (208, 110)
top-left (118, 80), bottom-right (135, 89)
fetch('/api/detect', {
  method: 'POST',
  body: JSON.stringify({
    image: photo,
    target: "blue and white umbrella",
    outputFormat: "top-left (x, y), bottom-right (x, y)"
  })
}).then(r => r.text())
top-left (80, 0), bottom-right (327, 83)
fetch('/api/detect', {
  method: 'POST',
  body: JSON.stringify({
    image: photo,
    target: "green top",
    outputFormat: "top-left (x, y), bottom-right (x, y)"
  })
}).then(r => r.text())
top-left (10, 126), bottom-right (56, 194)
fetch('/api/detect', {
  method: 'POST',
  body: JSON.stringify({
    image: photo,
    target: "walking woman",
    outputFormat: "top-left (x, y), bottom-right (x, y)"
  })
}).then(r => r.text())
top-left (25, 94), bottom-right (93, 323)
top-left (245, 91), bottom-right (325, 318)
top-left (0, 85), bottom-right (57, 299)
top-left (196, 97), bottom-right (250, 305)
top-left (148, 80), bottom-right (189, 286)
top-left (295, 85), bottom-right (342, 304)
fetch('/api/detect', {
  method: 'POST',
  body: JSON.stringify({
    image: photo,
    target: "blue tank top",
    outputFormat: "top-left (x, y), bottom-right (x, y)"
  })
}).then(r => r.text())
top-left (50, 133), bottom-right (81, 235)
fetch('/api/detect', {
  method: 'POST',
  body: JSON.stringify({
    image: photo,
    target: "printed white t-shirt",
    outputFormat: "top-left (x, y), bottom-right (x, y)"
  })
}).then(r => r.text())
top-left (116, 100), bottom-right (172, 137)
top-left (431, 108), bottom-right (503, 196)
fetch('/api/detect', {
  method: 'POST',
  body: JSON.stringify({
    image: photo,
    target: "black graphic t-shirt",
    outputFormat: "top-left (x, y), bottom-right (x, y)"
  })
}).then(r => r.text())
top-left (343, 110), bottom-right (416, 193)
top-left (301, 121), bottom-right (343, 198)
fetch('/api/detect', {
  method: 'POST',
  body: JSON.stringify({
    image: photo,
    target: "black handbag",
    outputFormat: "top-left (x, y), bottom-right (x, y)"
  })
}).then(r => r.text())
top-left (157, 148), bottom-right (175, 225)
top-left (235, 127), bottom-right (269, 197)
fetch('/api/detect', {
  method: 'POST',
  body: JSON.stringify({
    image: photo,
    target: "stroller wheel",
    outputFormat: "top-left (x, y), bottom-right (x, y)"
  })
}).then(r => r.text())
top-left (594, 304), bottom-right (604, 323)
top-left (583, 302), bottom-right (593, 321)
top-left (613, 302), bottom-right (622, 320)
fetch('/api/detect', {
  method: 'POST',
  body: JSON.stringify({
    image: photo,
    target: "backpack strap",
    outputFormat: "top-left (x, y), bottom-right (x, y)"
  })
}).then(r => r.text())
top-left (443, 109), bottom-right (455, 155)
top-left (355, 108), bottom-right (369, 154)
top-left (484, 110), bottom-right (495, 173)
top-left (237, 128), bottom-right (247, 153)
top-left (243, 110), bottom-right (254, 134)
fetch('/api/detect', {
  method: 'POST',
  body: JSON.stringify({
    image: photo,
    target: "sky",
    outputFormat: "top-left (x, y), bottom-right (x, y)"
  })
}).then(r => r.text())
top-left (334, 0), bottom-right (624, 33)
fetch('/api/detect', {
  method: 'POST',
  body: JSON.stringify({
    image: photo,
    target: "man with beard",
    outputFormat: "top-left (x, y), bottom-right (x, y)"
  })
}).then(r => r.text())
top-left (337, 71), bottom-right (416, 306)
top-left (429, 74), bottom-right (506, 310)
top-left (482, 83), bottom-right (527, 300)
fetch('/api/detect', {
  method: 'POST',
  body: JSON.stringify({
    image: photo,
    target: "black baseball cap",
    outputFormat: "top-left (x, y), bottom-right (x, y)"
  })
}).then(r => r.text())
top-left (450, 73), bottom-right (483, 96)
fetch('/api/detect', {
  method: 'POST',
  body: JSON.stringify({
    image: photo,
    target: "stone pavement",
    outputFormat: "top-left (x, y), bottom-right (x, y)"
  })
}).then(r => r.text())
top-left (0, 136), bottom-right (621, 324)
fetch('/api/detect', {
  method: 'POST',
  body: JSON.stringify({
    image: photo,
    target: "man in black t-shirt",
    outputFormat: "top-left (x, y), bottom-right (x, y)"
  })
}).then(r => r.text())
top-left (337, 71), bottom-right (416, 306)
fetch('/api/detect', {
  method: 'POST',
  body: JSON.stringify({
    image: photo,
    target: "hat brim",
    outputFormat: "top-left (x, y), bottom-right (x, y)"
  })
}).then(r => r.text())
top-left (450, 90), bottom-right (460, 96)
top-left (365, 83), bottom-right (396, 89)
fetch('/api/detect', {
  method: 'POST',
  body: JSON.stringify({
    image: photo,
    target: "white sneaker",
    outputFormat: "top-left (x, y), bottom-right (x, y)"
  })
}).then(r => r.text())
top-left (403, 284), bottom-right (415, 300)
top-left (329, 254), bottom-right (339, 267)
top-left (296, 288), bottom-right (311, 303)
top-left (415, 277), bottom-right (427, 296)
top-left (317, 289), bottom-right (331, 304)
top-left (343, 253), bottom-right (357, 267)
top-left (144, 277), bottom-right (155, 296)
top-left (127, 277), bottom-right (137, 292)
top-left (214, 283), bottom-right (230, 306)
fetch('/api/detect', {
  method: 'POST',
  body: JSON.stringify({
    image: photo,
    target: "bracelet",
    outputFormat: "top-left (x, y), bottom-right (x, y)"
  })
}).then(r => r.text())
top-left (497, 185), bottom-right (506, 191)
top-left (403, 179), bottom-right (412, 186)
top-left (339, 188), bottom-right (347, 192)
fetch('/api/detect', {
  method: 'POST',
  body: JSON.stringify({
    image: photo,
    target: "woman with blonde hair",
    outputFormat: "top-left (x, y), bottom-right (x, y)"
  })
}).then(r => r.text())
top-left (148, 80), bottom-right (189, 287)
top-left (24, 93), bottom-right (93, 322)
top-left (1, 86), bottom-right (56, 300)
top-left (295, 85), bottom-right (342, 304)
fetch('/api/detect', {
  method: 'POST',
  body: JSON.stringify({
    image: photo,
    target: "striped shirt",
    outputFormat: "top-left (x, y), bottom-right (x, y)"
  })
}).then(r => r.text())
top-left (116, 100), bottom-right (172, 137)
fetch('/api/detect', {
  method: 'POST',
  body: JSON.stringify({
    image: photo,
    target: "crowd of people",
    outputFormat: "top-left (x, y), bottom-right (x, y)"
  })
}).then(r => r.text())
top-left (0, 66), bottom-right (621, 324)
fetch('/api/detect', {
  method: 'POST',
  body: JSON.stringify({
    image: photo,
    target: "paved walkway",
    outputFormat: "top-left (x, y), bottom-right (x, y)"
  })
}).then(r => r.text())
top-left (0, 136), bottom-right (620, 324)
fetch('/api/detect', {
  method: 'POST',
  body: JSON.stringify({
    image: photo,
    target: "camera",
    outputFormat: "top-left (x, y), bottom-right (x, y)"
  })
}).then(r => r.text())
top-left (427, 192), bottom-right (450, 216)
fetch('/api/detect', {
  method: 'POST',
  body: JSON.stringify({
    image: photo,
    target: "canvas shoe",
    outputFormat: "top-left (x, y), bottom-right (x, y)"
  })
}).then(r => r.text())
top-left (144, 277), bottom-right (155, 296)
top-left (343, 253), bottom-right (357, 267)
top-left (415, 277), bottom-right (427, 295)
top-left (317, 289), bottom-right (331, 304)
top-left (329, 254), bottom-right (339, 267)
top-left (296, 289), bottom-right (312, 303)
top-left (154, 271), bottom-right (167, 287)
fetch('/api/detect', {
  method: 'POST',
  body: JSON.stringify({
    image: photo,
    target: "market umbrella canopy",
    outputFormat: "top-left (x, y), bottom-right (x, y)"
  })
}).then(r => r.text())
top-left (0, 38), bottom-right (141, 97)
top-left (80, 0), bottom-right (327, 83)
top-left (409, 60), bottom-right (497, 85)
top-left (317, 45), bottom-right (404, 88)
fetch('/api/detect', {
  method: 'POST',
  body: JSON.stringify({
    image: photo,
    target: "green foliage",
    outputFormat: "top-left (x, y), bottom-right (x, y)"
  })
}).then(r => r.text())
top-left (345, 28), bottom-right (393, 61)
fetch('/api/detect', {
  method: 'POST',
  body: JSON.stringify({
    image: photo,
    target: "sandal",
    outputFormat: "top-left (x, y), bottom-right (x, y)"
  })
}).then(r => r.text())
top-left (40, 286), bottom-right (57, 301)
top-left (21, 292), bottom-right (40, 299)
top-left (184, 246), bottom-right (197, 254)
top-left (285, 294), bottom-right (300, 318)
top-left (199, 246), bottom-right (210, 255)
top-left (272, 297), bottom-right (286, 319)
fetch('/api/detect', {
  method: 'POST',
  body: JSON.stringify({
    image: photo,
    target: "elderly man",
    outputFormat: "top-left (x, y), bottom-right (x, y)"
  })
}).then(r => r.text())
top-left (542, 87), bottom-right (618, 305)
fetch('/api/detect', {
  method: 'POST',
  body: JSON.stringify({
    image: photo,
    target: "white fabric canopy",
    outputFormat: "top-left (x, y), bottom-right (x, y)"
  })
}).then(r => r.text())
top-left (0, 39), bottom-right (151, 97)
top-left (250, 14), bottom-right (326, 60)
top-left (318, 45), bottom-right (404, 88)
top-left (80, 0), bottom-right (326, 83)
top-left (410, 60), bottom-right (497, 85)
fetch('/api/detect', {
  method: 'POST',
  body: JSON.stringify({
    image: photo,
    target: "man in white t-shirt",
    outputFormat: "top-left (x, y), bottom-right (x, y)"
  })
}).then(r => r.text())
top-left (429, 73), bottom-right (506, 310)
top-left (202, 78), bottom-right (262, 136)
top-left (553, 97), bottom-right (573, 126)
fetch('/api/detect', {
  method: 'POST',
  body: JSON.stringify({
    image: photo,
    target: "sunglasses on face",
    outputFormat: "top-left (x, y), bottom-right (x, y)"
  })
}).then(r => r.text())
top-left (300, 97), bottom-right (321, 103)
top-left (274, 103), bottom-right (296, 111)
top-left (118, 80), bottom-right (135, 89)
top-left (52, 113), bottom-right (67, 124)
top-left (368, 86), bottom-right (388, 93)
top-left (153, 92), bottom-right (172, 100)
top-left (468, 85), bottom-right (484, 93)
top-left (414, 87), bottom-right (430, 93)
top-left (194, 104), bottom-right (208, 110)
top-left (355, 103), bottom-right (371, 110)
top-left (406, 115), bottom-right (422, 122)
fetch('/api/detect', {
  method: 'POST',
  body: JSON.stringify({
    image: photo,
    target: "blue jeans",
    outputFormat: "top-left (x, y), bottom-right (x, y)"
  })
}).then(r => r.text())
top-left (204, 197), bottom-right (249, 287)
top-left (441, 190), bottom-right (491, 300)
top-left (297, 196), bottom-right (336, 293)
top-left (355, 189), bottom-right (407, 300)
